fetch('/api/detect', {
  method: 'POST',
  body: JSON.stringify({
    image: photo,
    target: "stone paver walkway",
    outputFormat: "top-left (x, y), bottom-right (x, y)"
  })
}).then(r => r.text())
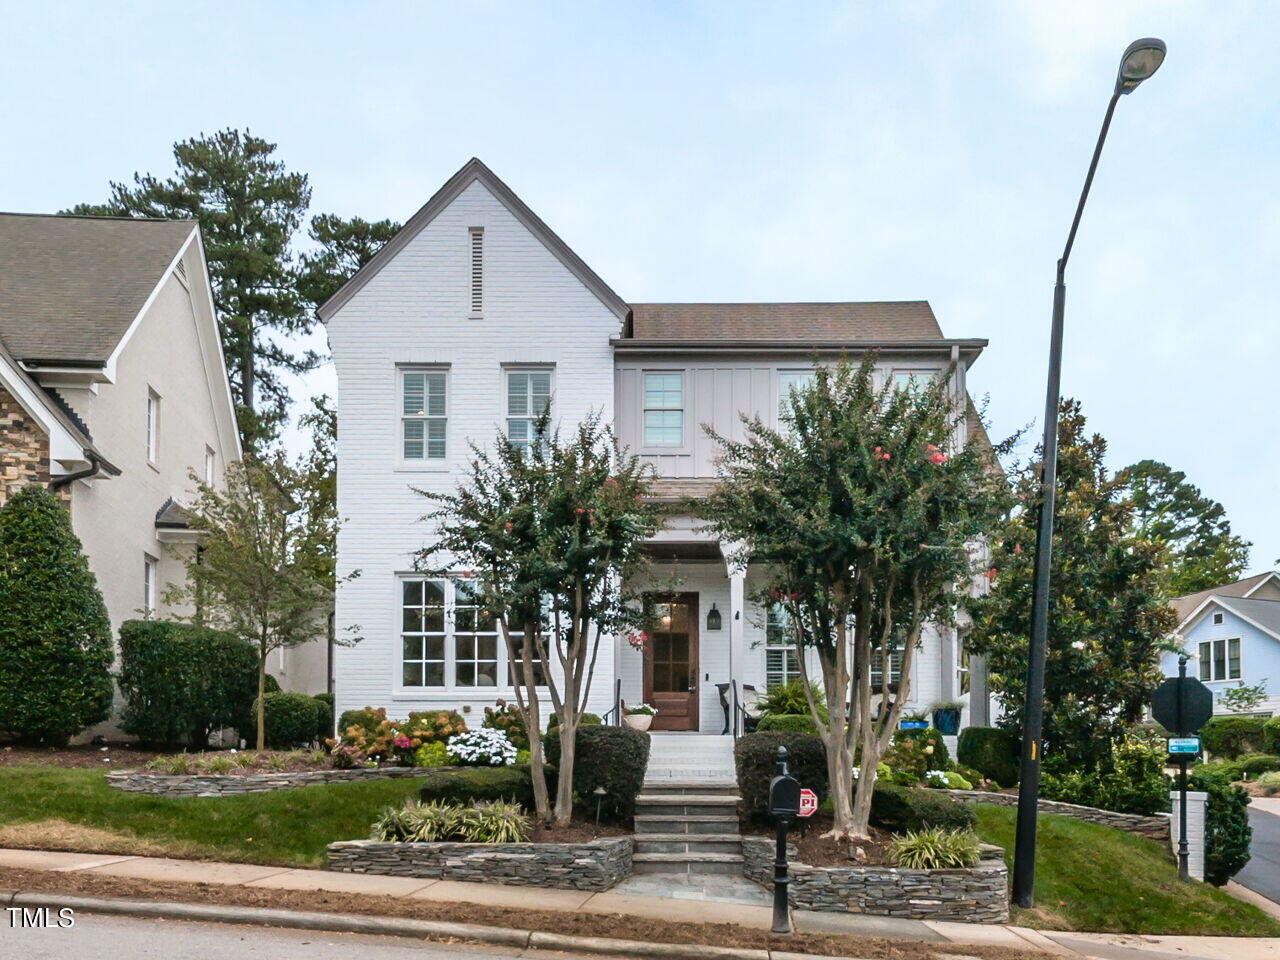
top-left (2, 847), bottom-right (1279, 958)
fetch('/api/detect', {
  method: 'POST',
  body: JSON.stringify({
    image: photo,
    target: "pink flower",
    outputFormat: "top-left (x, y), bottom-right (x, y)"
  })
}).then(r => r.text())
top-left (1014, 543), bottom-right (1023, 554)
top-left (928, 451), bottom-right (947, 465)
top-left (503, 522), bottom-right (513, 531)
top-left (575, 507), bottom-right (585, 515)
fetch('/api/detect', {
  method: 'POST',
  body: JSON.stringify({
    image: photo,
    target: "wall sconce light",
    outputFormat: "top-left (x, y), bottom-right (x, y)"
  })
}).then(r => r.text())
top-left (706, 603), bottom-right (722, 631)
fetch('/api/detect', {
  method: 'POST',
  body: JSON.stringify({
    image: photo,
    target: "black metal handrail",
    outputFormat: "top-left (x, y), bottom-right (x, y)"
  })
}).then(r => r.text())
top-left (600, 677), bottom-right (623, 726)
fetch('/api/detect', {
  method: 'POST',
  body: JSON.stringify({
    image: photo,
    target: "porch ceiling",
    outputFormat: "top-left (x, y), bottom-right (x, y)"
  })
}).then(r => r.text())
top-left (640, 541), bottom-right (724, 562)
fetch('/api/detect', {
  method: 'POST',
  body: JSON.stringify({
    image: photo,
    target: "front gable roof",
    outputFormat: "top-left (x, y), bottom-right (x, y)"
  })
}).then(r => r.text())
top-left (0, 213), bottom-right (195, 364)
top-left (1182, 595), bottom-right (1280, 645)
top-left (1172, 571), bottom-right (1280, 625)
top-left (317, 158), bottom-right (630, 323)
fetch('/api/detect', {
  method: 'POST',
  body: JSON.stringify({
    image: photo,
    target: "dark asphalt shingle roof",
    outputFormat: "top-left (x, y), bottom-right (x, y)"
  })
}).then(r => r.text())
top-left (627, 301), bottom-right (946, 341)
top-left (1213, 596), bottom-right (1280, 640)
top-left (1172, 572), bottom-right (1280, 624)
top-left (0, 213), bottom-right (194, 363)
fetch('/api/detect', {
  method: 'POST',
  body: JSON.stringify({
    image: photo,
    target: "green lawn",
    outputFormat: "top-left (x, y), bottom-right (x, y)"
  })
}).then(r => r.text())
top-left (0, 767), bottom-right (422, 867)
top-left (973, 805), bottom-right (1280, 936)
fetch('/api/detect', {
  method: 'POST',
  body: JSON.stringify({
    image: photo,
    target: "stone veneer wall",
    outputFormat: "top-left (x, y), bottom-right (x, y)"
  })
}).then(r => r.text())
top-left (0, 384), bottom-right (52, 505)
top-left (742, 837), bottom-right (1008, 923)
top-left (327, 837), bottom-right (632, 891)
top-left (105, 766), bottom-right (425, 797)
top-left (939, 789), bottom-right (1171, 841)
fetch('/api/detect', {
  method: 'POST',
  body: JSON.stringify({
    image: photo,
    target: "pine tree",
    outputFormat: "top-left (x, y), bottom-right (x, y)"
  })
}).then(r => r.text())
top-left (0, 486), bottom-right (114, 743)
top-left (967, 400), bottom-right (1179, 769)
top-left (297, 214), bottom-right (400, 312)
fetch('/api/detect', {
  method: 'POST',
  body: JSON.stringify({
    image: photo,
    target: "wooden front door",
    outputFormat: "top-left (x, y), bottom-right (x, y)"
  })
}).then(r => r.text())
top-left (644, 593), bottom-right (699, 731)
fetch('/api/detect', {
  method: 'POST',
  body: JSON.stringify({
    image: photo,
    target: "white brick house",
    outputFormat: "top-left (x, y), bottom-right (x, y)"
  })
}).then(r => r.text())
top-left (321, 159), bottom-right (993, 734)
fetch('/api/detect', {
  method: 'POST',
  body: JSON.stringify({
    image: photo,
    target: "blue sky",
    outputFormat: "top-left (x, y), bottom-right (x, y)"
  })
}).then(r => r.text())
top-left (4, 1), bottom-right (1277, 573)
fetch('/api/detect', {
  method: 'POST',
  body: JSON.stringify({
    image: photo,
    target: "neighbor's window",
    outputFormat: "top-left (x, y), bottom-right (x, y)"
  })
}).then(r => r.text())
top-left (893, 370), bottom-right (935, 394)
top-left (506, 370), bottom-right (552, 451)
top-left (453, 580), bottom-right (499, 687)
top-left (143, 555), bottom-right (158, 617)
top-left (146, 388), bottom-right (160, 462)
top-left (401, 369), bottom-right (447, 461)
top-left (401, 578), bottom-right (447, 687)
top-left (1199, 638), bottom-right (1241, 682)
top-left (643, 372), bottom-right (684, 446)
top-left (778, 370), bottom-right (816, 415)
top-left (765, 604), bottom-right (801, 689)
top-left (1213, 612), bottom-right (1225, 625)
top-left (204, 446), bottom-right (216, 487)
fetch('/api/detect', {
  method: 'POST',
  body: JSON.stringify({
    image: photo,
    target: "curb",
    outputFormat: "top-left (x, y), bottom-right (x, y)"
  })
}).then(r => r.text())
top-left (4, 891), bottom-right (861, 960)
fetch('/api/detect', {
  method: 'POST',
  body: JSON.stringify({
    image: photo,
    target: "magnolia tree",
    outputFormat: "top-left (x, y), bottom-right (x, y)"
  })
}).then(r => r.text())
top-left (421, 414), bottom-right (661, 826)
top-left (701, 358), bottom-right (1005, 842)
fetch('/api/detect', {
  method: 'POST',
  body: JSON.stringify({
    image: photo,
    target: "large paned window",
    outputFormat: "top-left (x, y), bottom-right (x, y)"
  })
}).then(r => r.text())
top-left (506, 370), bottom-right (552, 451)
top-left (1199, 637), bottom-right (1241, 681)
top-left (643, 372), bottom-right (683, 446)
top-left (765, 604), bottom-right (801, 689)
top-left (402, 579), bottom-right (447, 687)
top-left (402, 370), bottom-right (447, 461)
top-left (453, 580), bottom-right (499, 687)
top-left (893, 370), bottom-right (935, 394)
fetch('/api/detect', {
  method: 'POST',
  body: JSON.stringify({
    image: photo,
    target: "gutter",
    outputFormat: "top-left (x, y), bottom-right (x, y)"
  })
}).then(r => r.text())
top-left (49, 452), bottom-right (109, 491)
top-left (610, 337), bottom-right (988, 355)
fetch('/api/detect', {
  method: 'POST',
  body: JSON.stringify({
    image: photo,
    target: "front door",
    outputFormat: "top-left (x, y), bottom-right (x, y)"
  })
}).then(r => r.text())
top-left (643, 593), bottom-right (699, 731)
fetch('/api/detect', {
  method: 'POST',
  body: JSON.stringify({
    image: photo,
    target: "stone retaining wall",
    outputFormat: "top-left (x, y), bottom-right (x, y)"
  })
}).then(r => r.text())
top-left (939, 789), bottom-right (1171, 841)
top-left (326, 837), bottom-right (632, 891)
top-left (105, 766), bottom-right (424, 797)
top-left (742, 837), bottom-right (1008, 923)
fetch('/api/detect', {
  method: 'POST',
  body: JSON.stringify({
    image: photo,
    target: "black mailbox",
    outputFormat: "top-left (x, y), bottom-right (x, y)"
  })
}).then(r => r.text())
top-left (769, 773), bottom-right (800, 820)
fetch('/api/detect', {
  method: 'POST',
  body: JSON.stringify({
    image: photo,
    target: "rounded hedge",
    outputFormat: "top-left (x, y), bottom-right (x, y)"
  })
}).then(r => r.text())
top-left (418, 765), bottom-right (535, 809)
top-left (871, 783), bottom-right (976, 833)
top-left (756, 714), bottom-right (818, 734)
top-left (543, 724), bottom-right (650, 822)
top-left (547, 711), bottom-right (601, 731)
top-left (735, 730), bottom-right (828, 821)
top-left (312, 693), bottom-right (335, 741)
top-left (0, 485), bottom-right (113, 744)
top-left (957, 726), bottom-right (1020, 787)
top-left (244, 692), bottom-right (320, 749)
top-left (1202, 716), bottom-right (1268, 760)
top-left (117, 620), bottom-right (258, 748)
top-left (1264, 717), bottom-right (1280, 755)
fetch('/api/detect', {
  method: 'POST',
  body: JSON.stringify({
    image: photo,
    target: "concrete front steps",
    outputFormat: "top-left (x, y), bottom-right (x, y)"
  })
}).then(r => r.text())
top-left (633, 782), bottom-right (744, 875)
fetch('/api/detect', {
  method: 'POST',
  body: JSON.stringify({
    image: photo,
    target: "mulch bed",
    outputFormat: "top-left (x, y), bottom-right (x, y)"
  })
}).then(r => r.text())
top-left (529, 820), bottom-right (628, 843)
top-left (744, 814), bottom-right (896, 867)
top-left (0, 743), bottom-right (164, 770)
top-left (0, 866), bottom-right (1040, 959)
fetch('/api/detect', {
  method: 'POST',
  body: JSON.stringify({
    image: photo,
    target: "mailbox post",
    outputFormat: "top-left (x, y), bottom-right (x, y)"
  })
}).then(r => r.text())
top-left (768, 745), bottom-right (800, 935)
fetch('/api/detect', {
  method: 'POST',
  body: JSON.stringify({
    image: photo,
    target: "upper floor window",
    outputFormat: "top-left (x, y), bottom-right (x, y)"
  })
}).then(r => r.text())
top-left (146, 388), bottom-right (160, 463)
top-left (893, 370), bottom-right (935, 394)
top-left (643, 372), bottom-right (683, 446)
top-left (401, 369), bottom-right (447, 461)
top-left (204, 446), bottom-right (216, 487)
top-left (143, 554), bottom-right (158, 617)
top-left (870, 647), bottom-right (904, 687)
top-left (469, 227), bottom-right (484, 316)
top-left (506, 370), bottom-right (552, 452)
top-left (1199, 637), bottom-right (1241, 682)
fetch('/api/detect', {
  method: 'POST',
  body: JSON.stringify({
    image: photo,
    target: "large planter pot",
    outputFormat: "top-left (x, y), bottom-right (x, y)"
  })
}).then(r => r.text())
top-left (932, 707), bottom-right (961, 736)
top-left (623, 713), bottom-right (654, 732)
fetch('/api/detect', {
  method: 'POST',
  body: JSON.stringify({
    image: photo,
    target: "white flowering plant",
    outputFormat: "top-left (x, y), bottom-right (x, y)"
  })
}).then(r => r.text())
top-left (923, 769), bottom-right (950, 789)
top-left (626, 703), bottom-right (657, 716)
top-left (446, 728), bottom-right (518, 767)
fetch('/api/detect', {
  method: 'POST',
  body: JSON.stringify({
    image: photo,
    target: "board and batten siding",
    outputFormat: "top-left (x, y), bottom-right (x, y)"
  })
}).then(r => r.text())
top-left (327, 178), bottom-right (623, 723)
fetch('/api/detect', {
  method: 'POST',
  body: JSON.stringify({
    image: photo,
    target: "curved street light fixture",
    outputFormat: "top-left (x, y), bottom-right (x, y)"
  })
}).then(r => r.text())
top-left (1012, 37), bottom-right (1166, 910)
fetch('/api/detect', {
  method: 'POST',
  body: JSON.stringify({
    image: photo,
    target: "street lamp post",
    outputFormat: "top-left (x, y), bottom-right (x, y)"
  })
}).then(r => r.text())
top-left (1011, 37), bottom-right (1166, 910)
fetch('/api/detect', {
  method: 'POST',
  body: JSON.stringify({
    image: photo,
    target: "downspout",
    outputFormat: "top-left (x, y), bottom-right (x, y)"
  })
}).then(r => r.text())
top-left (49, 452), bottom-right (104, 491)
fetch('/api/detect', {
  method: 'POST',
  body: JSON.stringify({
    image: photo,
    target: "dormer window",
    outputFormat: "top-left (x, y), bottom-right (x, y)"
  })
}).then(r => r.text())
top-left (469, 227), bottom-right (484, 317)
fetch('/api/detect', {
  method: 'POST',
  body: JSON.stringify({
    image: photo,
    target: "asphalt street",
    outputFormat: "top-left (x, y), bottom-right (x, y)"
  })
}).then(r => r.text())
top-left (0, 910), bottom-right (594, 960)
top-left (1237, 802), bottom-right (1280, 905)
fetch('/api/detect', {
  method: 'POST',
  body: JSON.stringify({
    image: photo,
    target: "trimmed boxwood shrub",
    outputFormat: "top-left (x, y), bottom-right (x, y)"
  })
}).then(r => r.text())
top-left (312, 693), bottom-right (334, 740)
top-left (547, 711), bottom-right (601, 731)
top-left (1201, 716), bottom-right (1268, 760)
top-left (957, 726), bottom-right (1020, 787)
top-left (244, 692), bottom-right (321, 748)
top-left (0, 485), bottom-right (114, 744)
top-left (1236, 753), bottom-right (1280, 777)
top-left (735, 731), bottom-right (828, 821)
top-left (543, 724), bottom-right (650, 822)
top-left (418, 765), bottom-right (535, 809)
top-left (1190, 767), bottom-right (1253, 885)
top-left (117, 620), bottom-right (258, 748)
top-left (1264, 717), bottom-right (1280, 755)
top-left (756, 714), bottom-right (818, 734)
top-left (870, 783), bottom-right (976, 833)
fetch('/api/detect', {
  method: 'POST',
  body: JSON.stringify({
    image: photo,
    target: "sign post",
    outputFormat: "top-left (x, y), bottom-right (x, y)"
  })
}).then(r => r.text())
top-left (1151, 655), bottom-right (1212, 882)
top-left (767, 746), bottom-right (799, 935)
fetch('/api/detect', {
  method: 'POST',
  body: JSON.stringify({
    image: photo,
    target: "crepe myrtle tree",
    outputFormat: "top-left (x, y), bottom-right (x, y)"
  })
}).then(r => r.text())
top-left (701, 357), bottom-right (1006, 842)
top-left (420, 412), bottom-right (661, 826)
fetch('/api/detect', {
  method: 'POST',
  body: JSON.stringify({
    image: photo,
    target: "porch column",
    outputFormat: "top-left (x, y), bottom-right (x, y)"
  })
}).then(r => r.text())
top-left (723, 547), bottom-right (747, 735)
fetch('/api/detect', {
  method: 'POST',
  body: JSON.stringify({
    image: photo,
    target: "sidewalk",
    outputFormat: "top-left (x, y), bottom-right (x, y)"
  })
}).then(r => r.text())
top-left (1, 847), bottom-right (1278, 960)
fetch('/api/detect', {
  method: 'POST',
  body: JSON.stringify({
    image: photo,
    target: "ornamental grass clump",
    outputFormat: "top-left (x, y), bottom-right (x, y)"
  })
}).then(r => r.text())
top-left (889, 827), bottom-right (981, 870)
top-left (370, 799), bottom-right (530, 844)
top-left (447, 728), bottom-right (517, 767)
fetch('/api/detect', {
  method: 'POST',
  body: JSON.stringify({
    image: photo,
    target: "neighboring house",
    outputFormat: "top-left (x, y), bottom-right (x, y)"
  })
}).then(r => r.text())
top-left (1163, 571), bottom-right (1280, 715)
top-left (320, 159), bottom-right (993, 734)
top-left (0, 213), bottom-right (242, 712)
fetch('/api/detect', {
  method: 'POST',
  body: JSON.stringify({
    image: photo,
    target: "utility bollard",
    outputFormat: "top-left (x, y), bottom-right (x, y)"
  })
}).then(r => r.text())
top-left (768, 745), bottom-right (799, 935)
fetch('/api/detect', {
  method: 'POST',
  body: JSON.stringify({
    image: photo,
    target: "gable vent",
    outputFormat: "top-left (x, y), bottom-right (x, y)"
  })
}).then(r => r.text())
top-left (175, 259), bottom-right (187, 279)
top-left (469, 227), bottom-right (484, 315)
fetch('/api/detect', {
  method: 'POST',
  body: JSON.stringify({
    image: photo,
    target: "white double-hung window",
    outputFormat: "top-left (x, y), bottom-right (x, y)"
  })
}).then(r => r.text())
top-left (765, 604), bottom-right (802, 690)
top-left (643, 372), bottom-right (683, 446)
top-left (506, 369), bottom-right (552, 451)
top-left (1198, 637), bottom-right (1241, 682)
top-left (401, 369), bottom-right (447, 461)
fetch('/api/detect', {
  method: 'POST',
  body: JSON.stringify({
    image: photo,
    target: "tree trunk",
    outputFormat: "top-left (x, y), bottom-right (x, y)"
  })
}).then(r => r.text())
top-left (255, 647), bottom-right (267, 751)
top-left (850, 741), bottom-right (881, 838)
top-left (554, 713), bottom-right (576, 827)
top-left (824, 731), bottom-right (857, 839)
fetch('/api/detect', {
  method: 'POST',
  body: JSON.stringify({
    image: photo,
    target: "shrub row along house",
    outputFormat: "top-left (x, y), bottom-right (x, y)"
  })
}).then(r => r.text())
top-left (0, 214), bottom-right (244, 724)
top-left (321, 159), bottom-right (995, 735)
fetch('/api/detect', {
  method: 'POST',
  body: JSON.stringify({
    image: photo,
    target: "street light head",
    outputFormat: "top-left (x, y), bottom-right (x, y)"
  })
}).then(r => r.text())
top-left (1115, 38), bottom-right (1166, 95)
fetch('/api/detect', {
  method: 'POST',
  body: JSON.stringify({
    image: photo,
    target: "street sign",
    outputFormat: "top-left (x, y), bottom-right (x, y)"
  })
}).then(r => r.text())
top-left (797, 788), bottom-right (818, 818)
top-left (1152, 675), bottom-right (1213, 736)
top-left (1167, 737), bottom-right (1200, 755)
top-left (899, 719), bottom-right (929, 730)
